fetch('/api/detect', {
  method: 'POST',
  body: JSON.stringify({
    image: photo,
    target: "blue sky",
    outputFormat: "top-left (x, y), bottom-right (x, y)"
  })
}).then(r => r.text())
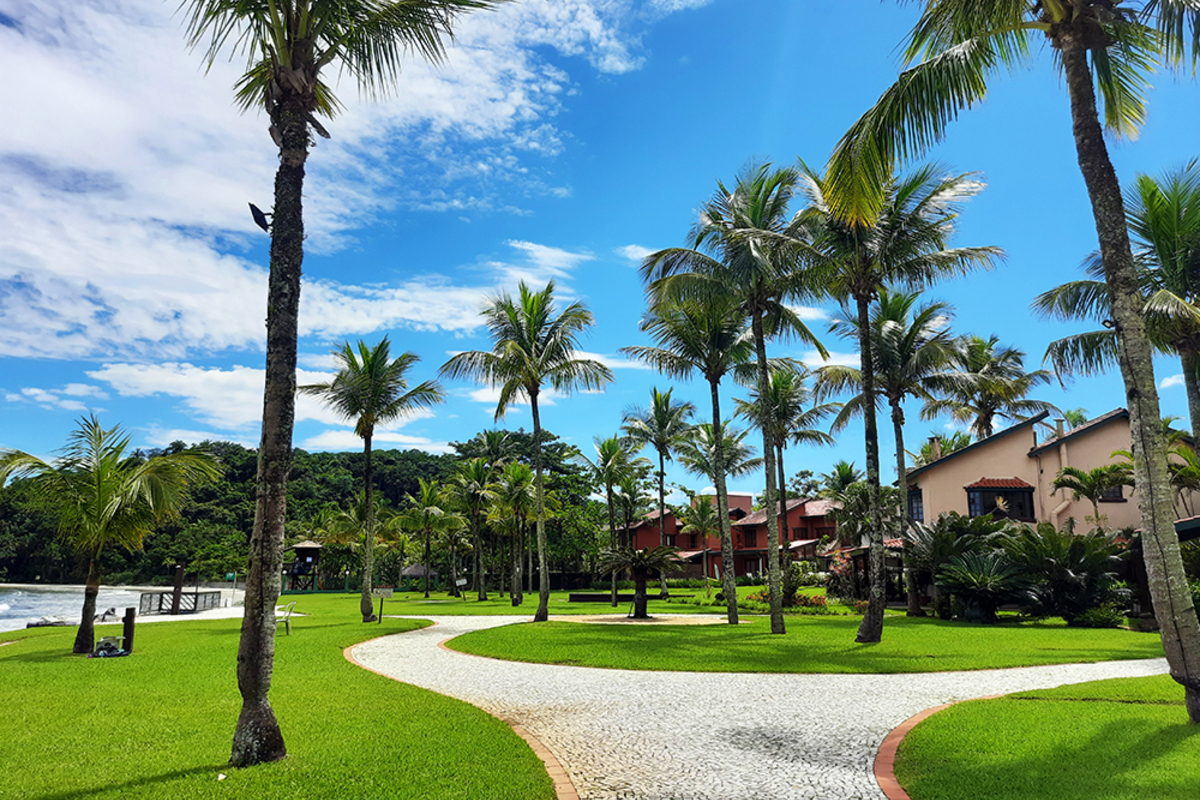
top-left (3, 0), bottom-right (1200, 503)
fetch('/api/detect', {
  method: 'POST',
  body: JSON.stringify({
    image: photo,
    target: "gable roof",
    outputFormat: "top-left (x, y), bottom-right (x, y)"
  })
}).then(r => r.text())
top-left (732, 497), bottom-right (809, 527)
top-left (905, 411), bottom-right (1050, 482)
top-left (964, 477), bottom-right (1035, 490)
top-left (1027, 408), bottom-right (1128, 456)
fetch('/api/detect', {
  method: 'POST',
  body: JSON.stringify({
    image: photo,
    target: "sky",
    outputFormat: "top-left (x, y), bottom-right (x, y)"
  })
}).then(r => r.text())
top-left (4, 0), bottom-right (1200, 505)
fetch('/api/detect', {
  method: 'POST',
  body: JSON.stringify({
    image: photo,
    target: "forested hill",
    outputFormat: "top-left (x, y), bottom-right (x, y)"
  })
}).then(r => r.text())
top-left (0, 429), bottom-right (597, 587)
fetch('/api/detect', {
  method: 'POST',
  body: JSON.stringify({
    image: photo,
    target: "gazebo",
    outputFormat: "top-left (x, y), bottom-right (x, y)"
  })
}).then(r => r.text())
top-left (286, 540), bottom-right (322, 590)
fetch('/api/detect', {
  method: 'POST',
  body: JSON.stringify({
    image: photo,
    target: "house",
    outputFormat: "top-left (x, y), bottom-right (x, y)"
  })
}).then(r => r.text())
top-left (619, 493), bottom-right (841, 579)
top-left (904, 408), bottom-right (1159, 529)
top-left (729, 497), bottom-right (840, 576)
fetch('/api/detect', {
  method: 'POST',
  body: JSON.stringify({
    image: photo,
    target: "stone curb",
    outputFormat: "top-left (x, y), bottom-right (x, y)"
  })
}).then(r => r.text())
top-left (346, 623), bottom-right (580, 800)
top-left (874, 695), bottom-right (1004, 800)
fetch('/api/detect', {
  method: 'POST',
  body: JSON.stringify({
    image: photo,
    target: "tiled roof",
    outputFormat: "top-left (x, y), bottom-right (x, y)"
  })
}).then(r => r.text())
top-left (802, 499), bottom-right (840, 516)
top-left (884, 538), bottom-right (903, 549)
top-left (963, 477), bottom-right (1035, 490)
top-left (732, 497), bottom-right (809, 527)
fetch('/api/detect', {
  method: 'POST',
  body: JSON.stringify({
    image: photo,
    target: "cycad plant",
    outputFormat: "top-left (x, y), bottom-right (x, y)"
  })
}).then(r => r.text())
top-left (936, 551), bottom-right (1023, 625)
top-left (597, 546), bottom-right (682, 619)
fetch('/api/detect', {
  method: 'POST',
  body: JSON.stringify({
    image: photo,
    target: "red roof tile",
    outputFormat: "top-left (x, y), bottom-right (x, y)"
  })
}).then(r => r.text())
top-left (963, 477), bottom-right (1034, 490)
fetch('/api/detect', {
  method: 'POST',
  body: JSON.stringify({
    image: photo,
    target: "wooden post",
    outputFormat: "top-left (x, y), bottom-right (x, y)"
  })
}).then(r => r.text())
top-left (122, 607), bottom-right (136, 653)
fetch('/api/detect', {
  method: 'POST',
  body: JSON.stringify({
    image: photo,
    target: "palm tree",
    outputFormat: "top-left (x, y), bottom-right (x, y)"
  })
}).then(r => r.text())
top-left (908, 432), bottom-right (971, 468)
top-left (644, 162), bottom-right (829, 635)
top-left (597, 546), bottom-right (682, 619)
top-left (301, 338), bottom-right (444, 621)
top-left (922, 335), bottom-right (1057, 439)
top-left (574, 436), bottom-right (643, 606)
top-left (735, 364), bottom-right (837, 564)
top-left (675, 423), bottom-right (764, 488)
top-left (441, 280), bottom-right (613, 622)
top-left (819, 460), bottom-right (864, 495)
top-left (1051, 465), bottom-right (1135, 529)
top-left (448, 458), bottom-right (497, 601)
top-left (401, 478), bottom-right (461, 599)
top-left (797, 162), bottom-right (1001, 643)
top-left (621, 387), bottom-right (696, 597)
top-left (620, 294), bottom-right (754, 623)
top-left (816, 288), bottom-right (958, 615)
top-left (825, 0), bottom-right (1200, 716)
top-left (1035, 163), bottom-right (1200, 437)
top-left (675, 494), bottom-right (722, 594)
top-left (491, 461), bottom-right (536, 607)
top-left (0, 415), bottom-right (220, 654)
top-left (181, 0), bottom-right (503, 764)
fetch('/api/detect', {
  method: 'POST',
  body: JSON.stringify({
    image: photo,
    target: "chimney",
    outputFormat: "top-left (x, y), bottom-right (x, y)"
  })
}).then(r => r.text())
top-left (1054, 418), bottom-right (1065, 438)
top-left (928, 435), bottom-right (942, 462)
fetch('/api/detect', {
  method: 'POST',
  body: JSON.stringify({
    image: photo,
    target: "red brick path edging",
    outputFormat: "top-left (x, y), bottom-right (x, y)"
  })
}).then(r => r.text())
top-left (344, 623), bottom-right (580, 800)
top-left (874, 695), bottom-right (1004, 800)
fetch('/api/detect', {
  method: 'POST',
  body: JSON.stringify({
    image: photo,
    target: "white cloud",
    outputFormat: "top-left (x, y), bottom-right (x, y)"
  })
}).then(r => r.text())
top-left (788, 305), bottom-right (830, 322)
top-left (5, 384), bottom-right (105, 412)
top-left (1161, 374), bottom-right (1185, 389)
top-left (300, 429), bottom-right (453, 455)
top-left (574, 350), bottom-right (652, 370)
top-left (0, 0), bottom-right (700, 361)
top-left (799, 349), bottom-right (859, 368)
top-left (616, 244), bottom-right (654, 263)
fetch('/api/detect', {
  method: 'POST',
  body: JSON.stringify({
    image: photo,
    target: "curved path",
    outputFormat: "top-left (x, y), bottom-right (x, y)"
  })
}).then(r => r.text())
top-left (352, 616), bottom-right (1168, 800)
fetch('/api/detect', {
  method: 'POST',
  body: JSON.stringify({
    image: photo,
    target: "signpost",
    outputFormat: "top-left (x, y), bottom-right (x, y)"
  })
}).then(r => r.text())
top-left (456, 577), bottom-right (467, 601)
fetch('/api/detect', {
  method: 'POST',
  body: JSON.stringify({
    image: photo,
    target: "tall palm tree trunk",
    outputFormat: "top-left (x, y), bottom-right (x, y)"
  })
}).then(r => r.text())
top-left (855, 293), bottom-right (886, 643)
top-left (233, 100), bottom-right (308, 767)
top-left (531, 396), bottom-right (552, 622)
top-left (710, 379), bottom-right (739, 624)
top-left (892, 400), bottom-right (924, 616)
top-left (776, 441), bottom-right (789, 588)
top-left (657, 450), bottom-right (670, 598)
top-left (751, 311), bottom-right (785, 634)
top-left (607, 486), bottom-right (619, 606)
top-left (512, 517), bottom-right (523, 607)
top-left (1180, 347), bottom-right (1200, 439)
top-left (423, 531), bottom-right (432, 598)
top-left (360, 433), bottom-right (377, 622)
top-left (1061, 31), bottom-right (1200, 721)
top-left (73, 555), bottom-right (100, 655)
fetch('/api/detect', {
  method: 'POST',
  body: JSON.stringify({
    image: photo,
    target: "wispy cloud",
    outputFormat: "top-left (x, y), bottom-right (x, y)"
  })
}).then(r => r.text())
top-left (0, 0), bottom-right (703, 362)
top-left (615, 244), bottom-right (653, 263)
top-left (1161, 374), bottom-right (1184, 390)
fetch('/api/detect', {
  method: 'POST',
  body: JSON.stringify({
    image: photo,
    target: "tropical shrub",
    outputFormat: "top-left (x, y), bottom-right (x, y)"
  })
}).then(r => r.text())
top-left (936, 551), bottom-right (1023, 624)
top-left (1072, 603), bottom-right (1125, 629)
top-left (1001, 519), bottom-right (1127, 625)
top-left (826, 550), bottom-right (868, 601)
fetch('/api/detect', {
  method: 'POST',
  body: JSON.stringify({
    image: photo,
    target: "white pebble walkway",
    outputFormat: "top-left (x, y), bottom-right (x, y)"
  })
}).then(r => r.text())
top-left (351, 616), bottom-right (1169, 800)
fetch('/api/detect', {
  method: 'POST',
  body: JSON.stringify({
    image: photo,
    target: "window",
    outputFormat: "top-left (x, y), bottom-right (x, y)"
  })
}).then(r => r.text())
top-left (741, 530), bottom-right (758, 548)
top-left (1099, 485), bottom-right (1125, 503)
top-left (967, 488), bottom-right (1034, 522)
top-left (665, 534), bottom-right (676, 546)
top-left (791, 526), bottom-right (808, 540)
top-left (908, 490), bottom-right (924, 523)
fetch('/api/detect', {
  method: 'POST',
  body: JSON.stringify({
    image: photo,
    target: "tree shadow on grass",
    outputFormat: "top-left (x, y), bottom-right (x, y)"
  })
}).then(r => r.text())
top-left (900, 700), bottom-right (1200, 800)
top-left (29, 765), bottom-right (227, 800)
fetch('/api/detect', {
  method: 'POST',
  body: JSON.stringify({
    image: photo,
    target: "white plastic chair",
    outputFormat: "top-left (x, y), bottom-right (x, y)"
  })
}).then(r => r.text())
top-left (275, 601), bottom-right (297, 635)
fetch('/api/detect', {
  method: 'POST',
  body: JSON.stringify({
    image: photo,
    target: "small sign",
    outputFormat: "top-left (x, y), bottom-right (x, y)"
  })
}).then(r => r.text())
top-left (225, 572), bottom-right (236, 581)
top-left (372, 588), bottom-right (394, 598)
top-left (455, 578), bottom-right (468, 587)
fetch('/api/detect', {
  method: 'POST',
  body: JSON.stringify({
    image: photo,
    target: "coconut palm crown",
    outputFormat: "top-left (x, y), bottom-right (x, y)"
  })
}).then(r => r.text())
top-left (440, 280), bottom-right (612, 622)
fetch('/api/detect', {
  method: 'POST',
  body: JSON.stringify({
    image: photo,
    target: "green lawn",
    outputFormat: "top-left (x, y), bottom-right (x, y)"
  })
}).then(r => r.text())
top-left (445, 615), bottom-right (1165, 673)
top-left (368, 587), bottom-right (736, 615)
top-left (895, 675), bottom-right (1200, 800)
top-left (0, 594), bottom-right (554, 800)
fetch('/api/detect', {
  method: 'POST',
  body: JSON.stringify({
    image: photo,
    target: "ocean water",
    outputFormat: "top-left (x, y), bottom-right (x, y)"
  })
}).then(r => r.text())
top-left (0, 586), bottom-right (147, 633)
